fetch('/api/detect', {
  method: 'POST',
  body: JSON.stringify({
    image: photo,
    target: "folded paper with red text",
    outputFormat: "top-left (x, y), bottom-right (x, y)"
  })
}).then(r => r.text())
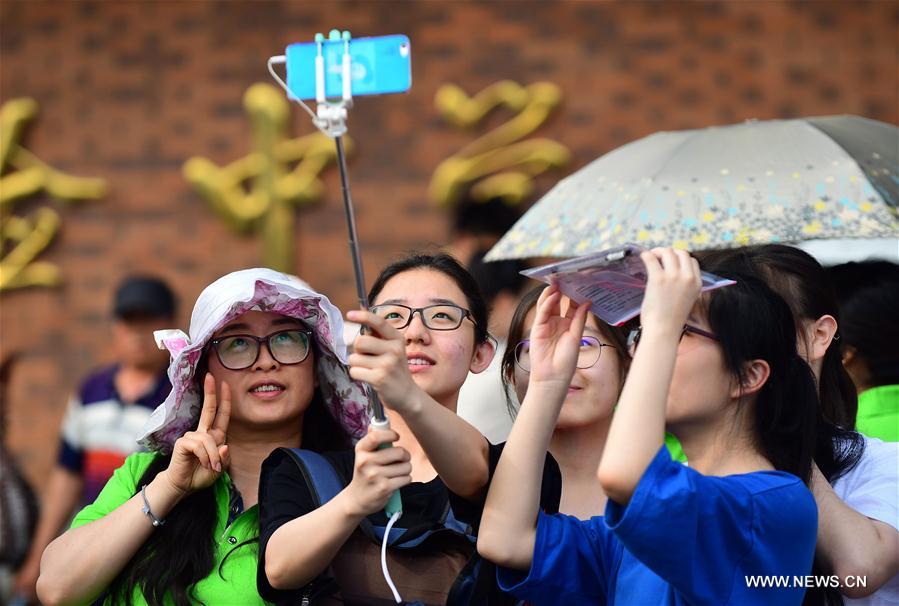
top-left (522, 244), bottom-right (736, 326)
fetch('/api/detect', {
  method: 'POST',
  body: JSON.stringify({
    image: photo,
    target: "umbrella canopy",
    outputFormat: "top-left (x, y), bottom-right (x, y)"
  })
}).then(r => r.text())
top-left (486, 116), bottom-right (899, 260)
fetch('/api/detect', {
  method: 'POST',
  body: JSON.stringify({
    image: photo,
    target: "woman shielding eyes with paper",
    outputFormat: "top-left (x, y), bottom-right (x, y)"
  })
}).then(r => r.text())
top-left (478, 247), bottom-right (821, 606)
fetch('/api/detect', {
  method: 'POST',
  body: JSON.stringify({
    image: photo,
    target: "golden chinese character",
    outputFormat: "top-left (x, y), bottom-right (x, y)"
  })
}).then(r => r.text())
top-left (430, 81), bottom-right (570, 207)
top-left (0, 98), bottom-right (107, 292)
top-left (183, 83), bottom-right (352, 273)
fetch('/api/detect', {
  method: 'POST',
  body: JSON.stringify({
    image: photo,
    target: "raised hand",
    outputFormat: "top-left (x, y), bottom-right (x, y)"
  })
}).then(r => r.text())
top-left (527, 284), bottom-right (590, 386)
top-left (638, 248), bottom-right (702, 338)
top-left (346, 309), bottom-right (420, 414)
top-left (161, 373), bottom-right (231, 496)
top-left (343, 427), bottom-right (412, 516)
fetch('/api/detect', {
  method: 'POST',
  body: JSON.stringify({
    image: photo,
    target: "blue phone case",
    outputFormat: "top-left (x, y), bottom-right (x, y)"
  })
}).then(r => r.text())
top-left (285, 34), bottom-right (411, 101)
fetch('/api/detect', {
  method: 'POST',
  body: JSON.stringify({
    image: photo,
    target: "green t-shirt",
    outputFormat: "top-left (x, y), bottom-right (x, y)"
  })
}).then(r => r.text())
top-left (856, 384), bottom-right (899, 442)
top-left (71, 452), bottom-right (271, 605)
top-left (665, 432), bottom-right (688, 463)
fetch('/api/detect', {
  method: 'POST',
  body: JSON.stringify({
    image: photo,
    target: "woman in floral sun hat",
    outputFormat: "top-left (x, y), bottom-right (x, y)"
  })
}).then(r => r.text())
top-left (38, 268), bottom-right (369, 606)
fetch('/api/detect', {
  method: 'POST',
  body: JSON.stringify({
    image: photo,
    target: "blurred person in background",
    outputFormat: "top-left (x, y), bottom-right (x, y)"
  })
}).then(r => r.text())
top-left (1, 355), bottom-right (39, 605)
top-left (827, 260), bottom-right (899, 443)
top-left (13, 276), bottom-right (176, 603)
top-left (457, 251), bottom-right (529, 444)
top-left (445, 195), bottom-right (522, 269)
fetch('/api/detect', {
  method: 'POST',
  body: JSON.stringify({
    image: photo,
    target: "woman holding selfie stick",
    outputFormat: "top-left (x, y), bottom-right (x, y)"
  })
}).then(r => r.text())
top-left (478, 248), bottom-right (820, 605)
top-left (37, 269), bottom-right (367, 606)
top-left (259, 253), bottom-right (502, 605)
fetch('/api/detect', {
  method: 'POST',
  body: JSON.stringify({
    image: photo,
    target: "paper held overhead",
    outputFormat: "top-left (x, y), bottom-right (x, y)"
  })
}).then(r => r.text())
top-left (522, 244), bottom-right (736, 326)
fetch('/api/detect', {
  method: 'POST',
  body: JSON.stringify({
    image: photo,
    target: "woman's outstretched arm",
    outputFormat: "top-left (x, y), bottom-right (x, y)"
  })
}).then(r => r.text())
top-left (597, 249), bottom-right (701, 505)
top-left (478, 287), bottom-right (589, 569)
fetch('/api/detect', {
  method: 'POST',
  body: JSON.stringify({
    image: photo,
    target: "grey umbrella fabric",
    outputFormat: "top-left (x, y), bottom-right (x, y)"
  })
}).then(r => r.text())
top-left (486, 116), bottom-right (899, 260)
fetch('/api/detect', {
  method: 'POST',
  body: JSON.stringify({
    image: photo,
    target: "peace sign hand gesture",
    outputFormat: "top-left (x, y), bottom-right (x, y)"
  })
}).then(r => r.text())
top-left (162, 373), bottom-right (232, 497)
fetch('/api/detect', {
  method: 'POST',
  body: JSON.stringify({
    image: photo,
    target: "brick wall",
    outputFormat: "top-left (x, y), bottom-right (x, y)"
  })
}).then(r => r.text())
top-left (1, 0), bottom-right (896, 488)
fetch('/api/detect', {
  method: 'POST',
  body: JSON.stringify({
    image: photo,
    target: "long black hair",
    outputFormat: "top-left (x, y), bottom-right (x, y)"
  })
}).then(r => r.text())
top-left (697, 246), bottom-right (865, 484)
top-left (368, 252), bottom-right (491, 345)
top-left (499, 284), bottom-right (631, 419)
top-left (696, 252), bottom-right (865, 605)
top-left (697, 245), bottom-right (858, 429)
top-left (700, 270), bottom-right (820, 483)
top-left (107, 344), bottom-right (351, 606)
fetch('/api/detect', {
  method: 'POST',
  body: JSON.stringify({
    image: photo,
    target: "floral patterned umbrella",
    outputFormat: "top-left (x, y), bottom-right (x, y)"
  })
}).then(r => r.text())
top-left (486, 115), bottom-right (899, 260)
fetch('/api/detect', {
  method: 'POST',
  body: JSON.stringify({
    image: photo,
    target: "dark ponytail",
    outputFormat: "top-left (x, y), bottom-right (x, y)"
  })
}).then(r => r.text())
top-left (697, 245), bottom-right (858, 428)
top-left (702, 270), bottom-right (818, 483)
top-left (697, 247), bottom-right (865, 484)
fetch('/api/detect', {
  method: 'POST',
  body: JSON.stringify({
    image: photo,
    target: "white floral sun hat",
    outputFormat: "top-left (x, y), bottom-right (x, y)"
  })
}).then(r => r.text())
top-left (138, 268), bottom-right (370, 452)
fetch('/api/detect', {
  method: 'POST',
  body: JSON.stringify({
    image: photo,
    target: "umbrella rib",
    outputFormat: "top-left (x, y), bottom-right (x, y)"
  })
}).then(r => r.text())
top-left (641, 130), bottom-right (700, 183)
top-left (804, 120), bottom-right (894, 208)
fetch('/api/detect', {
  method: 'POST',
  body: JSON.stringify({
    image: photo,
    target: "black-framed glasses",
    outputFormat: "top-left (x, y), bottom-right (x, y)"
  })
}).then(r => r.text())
top-left (209, 329), bottom-right (312, 370)
top-left (370, 303), bottom-right (474, 331)
top-left (626, 324), bottom-right (718, 356)
top-left (514, 336), bottom-right (615, 373)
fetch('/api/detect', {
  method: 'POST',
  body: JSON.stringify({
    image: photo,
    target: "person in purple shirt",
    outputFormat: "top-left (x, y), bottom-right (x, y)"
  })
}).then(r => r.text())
top-left (478, 248), bottom-right (820, 605)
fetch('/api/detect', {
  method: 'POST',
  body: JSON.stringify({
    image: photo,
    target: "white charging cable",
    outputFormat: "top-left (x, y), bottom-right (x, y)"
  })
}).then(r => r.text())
top-left (267, 35), bottom-right (353, 139)
top-left (266, 55), bottom-right (320, 124)
top-left (381, 511), bottom-right (403, 603)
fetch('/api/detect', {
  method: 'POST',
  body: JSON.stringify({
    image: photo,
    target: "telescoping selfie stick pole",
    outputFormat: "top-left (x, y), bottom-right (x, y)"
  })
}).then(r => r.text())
top-left (267, 30), bottom-right (403, 517)
top-left (268, 30), bottom-right (406, 604)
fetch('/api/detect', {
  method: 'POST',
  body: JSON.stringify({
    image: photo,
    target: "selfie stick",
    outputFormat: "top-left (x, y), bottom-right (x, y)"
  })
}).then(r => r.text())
top-left (268, 32), bottom-right (403, 524)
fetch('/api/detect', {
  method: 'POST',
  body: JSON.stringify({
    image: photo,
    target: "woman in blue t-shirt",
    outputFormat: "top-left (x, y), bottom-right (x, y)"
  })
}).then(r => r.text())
top-left (478, 247), bottom-right (820, 606)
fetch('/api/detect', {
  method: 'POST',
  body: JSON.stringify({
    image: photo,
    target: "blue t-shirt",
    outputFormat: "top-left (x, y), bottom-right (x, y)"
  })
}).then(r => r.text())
top-left (497, 447), bottom-right (817, 605)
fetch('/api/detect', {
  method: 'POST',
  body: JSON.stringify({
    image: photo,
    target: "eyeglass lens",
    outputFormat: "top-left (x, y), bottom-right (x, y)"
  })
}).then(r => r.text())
top-left (215, 330), bottom-right (310, 369)
top-left (627, 324), bottom-right (714, 356)
top-left (371, 304), bottom-right (467, 330)
top-left (515, 336), bottom-right (604, 372)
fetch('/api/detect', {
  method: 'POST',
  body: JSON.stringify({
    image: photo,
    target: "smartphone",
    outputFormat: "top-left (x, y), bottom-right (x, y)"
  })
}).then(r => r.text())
top-left (285, 34), bottom-right (411, 101)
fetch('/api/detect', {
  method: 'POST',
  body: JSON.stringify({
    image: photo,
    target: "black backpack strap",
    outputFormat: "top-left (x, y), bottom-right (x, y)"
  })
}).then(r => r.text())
top-left (360, 495), bottom-right (477, 549)
top-left (278, 448), bottom-right (405, 547)
top-left (281, 450), bottom-right (478, 551)
top-left (275, 449), bottom-right (346, 605)
top-left (358, 513), bottom-right (407, 546)
top-left (444, 503), bottom-right (476, 543)
top-left (280, 448), bottom-right (345, 507)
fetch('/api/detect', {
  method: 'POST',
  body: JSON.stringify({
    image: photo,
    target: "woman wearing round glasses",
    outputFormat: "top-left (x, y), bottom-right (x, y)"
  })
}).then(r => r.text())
top-left (259, 253), bottom-right (518, 605)
top-left (500, 285), bottom-right (629, 520)
top-left (37, 268), bottom-right (367, 606)
top-left (479, 248), bottom-right (820, 605)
